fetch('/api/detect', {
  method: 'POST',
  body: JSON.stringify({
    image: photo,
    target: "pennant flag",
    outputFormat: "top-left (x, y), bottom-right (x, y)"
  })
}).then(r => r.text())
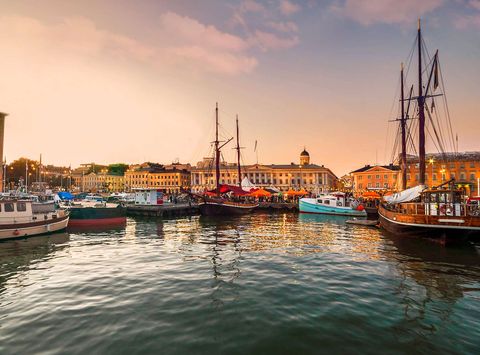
top-left (254, 140), bottom-right (257, 152)
top-left (433, 57), bottom-right (439, 90)
top-left (431, 99), bottom-right (435, 113)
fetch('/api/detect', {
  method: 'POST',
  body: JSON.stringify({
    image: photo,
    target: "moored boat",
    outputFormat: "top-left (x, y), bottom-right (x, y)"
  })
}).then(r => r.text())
top-left (299, 192), bottom-right (366, 217)
top-left (378, 20), bottom-right (480, 240)
top-left (0, 199), bottom-right (69, 240)
top-left (65, 199), bottom-right (126, 227)
top-left (197, 104), bottom-right (258, 215)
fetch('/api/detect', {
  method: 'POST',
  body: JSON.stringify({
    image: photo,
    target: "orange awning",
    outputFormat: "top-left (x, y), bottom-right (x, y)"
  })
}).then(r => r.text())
top-left (362, 191), bottom-right (380, 199)
top-left (248, 188), bottom-right (272, 197)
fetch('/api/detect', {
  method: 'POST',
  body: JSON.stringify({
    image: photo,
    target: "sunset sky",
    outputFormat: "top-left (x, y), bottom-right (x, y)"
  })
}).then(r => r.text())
top-left (0, 0), bottom-right (479, 176)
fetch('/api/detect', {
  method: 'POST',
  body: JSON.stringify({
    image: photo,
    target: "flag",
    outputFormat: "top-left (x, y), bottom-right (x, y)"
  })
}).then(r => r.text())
top-left (433, 57), bottom-right (439, 90)
top-left (254, 140), bottom-right (257, 152)
top-left (431, 99), bottom-right (435, 113)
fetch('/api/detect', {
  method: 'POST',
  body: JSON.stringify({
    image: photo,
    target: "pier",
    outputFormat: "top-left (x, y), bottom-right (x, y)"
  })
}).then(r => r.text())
top-left (127, 203), bottom-right (199, 218)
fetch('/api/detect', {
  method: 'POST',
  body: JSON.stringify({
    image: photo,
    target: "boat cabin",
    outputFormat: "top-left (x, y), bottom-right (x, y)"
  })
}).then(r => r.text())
top-left (134, 188), bottom-right (164, 205)
top-left (422, 189), bottom-right (463, 216)
top-left (316, 192), bottom-right (352, 208)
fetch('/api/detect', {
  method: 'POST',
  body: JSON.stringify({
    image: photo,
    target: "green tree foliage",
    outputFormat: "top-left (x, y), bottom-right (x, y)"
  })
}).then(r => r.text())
top-left (108, 163), bottom-right (129, 176)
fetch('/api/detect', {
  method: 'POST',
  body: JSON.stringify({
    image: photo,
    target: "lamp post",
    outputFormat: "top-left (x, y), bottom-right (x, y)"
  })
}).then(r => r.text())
top-left (428, 158), bottom-right (434, 186)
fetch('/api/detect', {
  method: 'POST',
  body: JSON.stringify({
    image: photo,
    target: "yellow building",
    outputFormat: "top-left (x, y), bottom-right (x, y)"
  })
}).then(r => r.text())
top-left (351, 164), bottom-right (400, 195)
top-left (124, 162), bottom-right (190, 193)
top-left (71, 170), bottom-right (124, 192)
top-left (190, 149), bottom-right (338, 193)
top-left (404, 152), bottom-right (480, 196)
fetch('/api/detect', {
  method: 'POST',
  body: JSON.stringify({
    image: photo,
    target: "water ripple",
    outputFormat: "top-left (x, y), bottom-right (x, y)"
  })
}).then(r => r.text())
top-left (0, 213), bottom-right (479, 354)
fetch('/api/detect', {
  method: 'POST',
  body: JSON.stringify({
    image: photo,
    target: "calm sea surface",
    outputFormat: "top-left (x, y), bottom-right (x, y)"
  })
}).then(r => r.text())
top-left (0, 213), bottom-right (479, 354)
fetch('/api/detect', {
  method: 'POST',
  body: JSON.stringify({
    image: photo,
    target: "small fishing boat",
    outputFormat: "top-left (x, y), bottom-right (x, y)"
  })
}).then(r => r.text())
top-left (299, 192), bottom-right (366, 217)
top-left (0, 199), bottom-right (69, 240)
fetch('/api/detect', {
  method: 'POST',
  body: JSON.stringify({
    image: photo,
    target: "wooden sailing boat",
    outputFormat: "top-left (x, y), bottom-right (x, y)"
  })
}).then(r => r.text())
top-left (197, 103), bottom-right (258, 216)
top-left (378, 20), bottom-right (480, 239)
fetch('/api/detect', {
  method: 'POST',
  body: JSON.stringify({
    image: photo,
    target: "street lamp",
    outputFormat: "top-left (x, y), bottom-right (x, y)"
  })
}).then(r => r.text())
top-left (428, 158), bottom-right (434, 186)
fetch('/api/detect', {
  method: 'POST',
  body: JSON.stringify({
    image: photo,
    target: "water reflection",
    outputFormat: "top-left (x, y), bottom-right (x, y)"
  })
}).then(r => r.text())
top-left (0, 233), bottom-right (69, 296)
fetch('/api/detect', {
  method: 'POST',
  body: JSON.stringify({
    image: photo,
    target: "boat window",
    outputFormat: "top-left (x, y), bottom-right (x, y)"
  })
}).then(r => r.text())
top-left (317, 199), bottom-right (322, 204)
top-left (324, 200), bottom-right (330, 205)
top-left (4, 203), bottom-right (14, 212)
top-left (17, 202), bottom-right (27, 212)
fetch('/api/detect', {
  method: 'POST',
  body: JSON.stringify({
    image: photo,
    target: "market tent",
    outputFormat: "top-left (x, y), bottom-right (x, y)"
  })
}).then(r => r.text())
top-left (285, 189), bottom-right (308, 197)
top-left (241, 177), bottom-right (256, 192)
top-left (362, 191), bottom-right (380, 199)
top-left (248, 188), bottom-right (272, 198)
top-left (57, 191), bottom-right (73, 200)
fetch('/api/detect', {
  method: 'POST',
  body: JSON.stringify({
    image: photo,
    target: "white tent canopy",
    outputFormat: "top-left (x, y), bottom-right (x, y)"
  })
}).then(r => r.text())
top-left (383, 185), bottom-right (426, 204)
top-left (241, 177), bottom-right (257, 192)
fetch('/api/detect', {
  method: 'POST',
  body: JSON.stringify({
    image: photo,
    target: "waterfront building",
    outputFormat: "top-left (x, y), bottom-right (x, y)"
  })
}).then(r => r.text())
top-left (404, 152), bottom-right (480, 196)
top-left (124, 162), bottom-right (190, 193)
top-left (351, 164), bottom-right (400, 195)
top-left (190, 149), bottom-right (338, 193)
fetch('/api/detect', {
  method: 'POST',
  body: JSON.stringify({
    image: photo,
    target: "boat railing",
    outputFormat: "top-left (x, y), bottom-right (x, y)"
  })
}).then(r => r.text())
top-left (384, 202), bottom-right (480, 217)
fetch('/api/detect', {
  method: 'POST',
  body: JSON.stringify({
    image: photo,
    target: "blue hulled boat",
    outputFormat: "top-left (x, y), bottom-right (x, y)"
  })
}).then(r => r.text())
top-left (299, 192), bottom-right (366, 217)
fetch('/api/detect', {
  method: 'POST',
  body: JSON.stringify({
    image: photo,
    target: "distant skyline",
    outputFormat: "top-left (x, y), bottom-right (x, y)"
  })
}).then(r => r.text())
top-left (0, 0), bottom-right (479, 176)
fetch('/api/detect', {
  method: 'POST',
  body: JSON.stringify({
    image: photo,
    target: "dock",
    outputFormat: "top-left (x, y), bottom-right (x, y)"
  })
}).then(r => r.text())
top-left (127, 203), bottom-right (199, 218)
top-left (257, 202), bottom-right (298, 212)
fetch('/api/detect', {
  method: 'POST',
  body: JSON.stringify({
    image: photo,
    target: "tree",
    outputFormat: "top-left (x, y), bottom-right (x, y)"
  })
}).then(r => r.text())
top-left (108, 163), bottom-right (129, 176)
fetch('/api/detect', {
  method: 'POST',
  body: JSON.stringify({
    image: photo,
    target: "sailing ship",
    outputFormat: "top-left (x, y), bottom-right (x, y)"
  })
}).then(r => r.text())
top-left (378, 20), bottom-right (480, 239)
top-left (198, 104), bottom-right (258, 216)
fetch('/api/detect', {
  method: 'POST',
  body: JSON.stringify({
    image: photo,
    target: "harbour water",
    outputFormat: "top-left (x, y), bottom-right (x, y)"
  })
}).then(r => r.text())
top-left (0, 213), bottom-right (480, 354)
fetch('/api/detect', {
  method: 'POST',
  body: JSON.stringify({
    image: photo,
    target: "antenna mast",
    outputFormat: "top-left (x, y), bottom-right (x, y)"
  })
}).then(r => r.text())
top-left (417, 19), bottom-right (426, 185)
top-left (236, 115), bottom-right (242, 188)
top-left (401, 63), bottom-right (407, 190)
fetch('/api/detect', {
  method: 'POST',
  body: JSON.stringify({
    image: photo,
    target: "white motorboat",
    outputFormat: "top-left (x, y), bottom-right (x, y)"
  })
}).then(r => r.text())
top-left (0, 199), bottom-right (69, 240)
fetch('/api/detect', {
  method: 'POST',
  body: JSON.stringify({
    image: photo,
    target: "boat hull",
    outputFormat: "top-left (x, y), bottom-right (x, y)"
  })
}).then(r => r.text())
top-left (378, 204), bottom-right (480, 239)
top-left (68, 206), bottom-right (127, 227)
top-left (0, 214), bottom-right (69, 241)
top-left (299, 199), bottom-right (367, 217)
top-left (198, 201), bottom-right (258, 216)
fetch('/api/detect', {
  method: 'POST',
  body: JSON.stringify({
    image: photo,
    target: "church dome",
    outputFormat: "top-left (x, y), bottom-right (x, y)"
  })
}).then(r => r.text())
top-left (300, 149), bottom-right (309, 157)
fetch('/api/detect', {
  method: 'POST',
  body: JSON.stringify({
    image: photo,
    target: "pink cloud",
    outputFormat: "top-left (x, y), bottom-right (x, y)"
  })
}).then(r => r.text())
top-left (331, 0), bottom-right (443, 26)
top-left (240, 0), bottom-right (266, 13)
top-left (280, 0), bottom-right (301, 16)
top-left (267, 21), bottom-right (299, 33)
top-left (251, 30), bottom-right (299, 50)
top-left (454, 13), bottom-right (480, 29)
top-left (159, 12), bottom-right (248, 52)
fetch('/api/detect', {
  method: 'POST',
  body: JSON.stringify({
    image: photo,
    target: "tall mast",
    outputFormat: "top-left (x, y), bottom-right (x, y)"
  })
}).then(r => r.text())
top-left (215, 103), bottom-right (220, 195)
top-left (400, 63), bottom-right (407, 190)
top-left (417, 18), bottom-right (426, 185)
top-left (236, 115), bottom-right (242, 188)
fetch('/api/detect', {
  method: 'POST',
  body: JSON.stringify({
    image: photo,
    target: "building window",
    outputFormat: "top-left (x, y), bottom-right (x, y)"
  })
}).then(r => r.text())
top-left (384, 183), bottom-right (388, 188)
top-left (376, 182), bottom-right (380, 188)
top-left (368, 183), bottom-right (372, 188)
top-left (358, 176), bottom-right (362, 180)
top-left (358, 183), bottom-right (363, 189)
top-left (470, 173), bottom-right (476, 181)
top-left (367, 175), bottom-right (371, 179)
top-left (384, 175), bottom-right (388, 179)
top-left (460, 172), bottom-right (466, 180)
top-left (376, 175), bottom-right (380, 179)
